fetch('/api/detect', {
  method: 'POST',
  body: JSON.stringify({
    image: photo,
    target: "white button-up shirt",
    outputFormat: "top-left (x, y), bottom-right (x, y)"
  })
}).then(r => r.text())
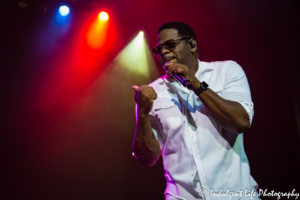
top-left (135, 60), bottom-right (259, 200)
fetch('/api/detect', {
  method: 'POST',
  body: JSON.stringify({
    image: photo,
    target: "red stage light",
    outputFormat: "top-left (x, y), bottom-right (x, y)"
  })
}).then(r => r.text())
top-left (98, 12), bottom-right (109, 21)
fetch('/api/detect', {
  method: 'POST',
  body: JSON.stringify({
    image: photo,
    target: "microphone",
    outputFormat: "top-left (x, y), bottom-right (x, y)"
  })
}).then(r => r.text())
top-left (172, 73), bottom-right (192, 89)
top-left (163, 61), bottom-right (192, 89)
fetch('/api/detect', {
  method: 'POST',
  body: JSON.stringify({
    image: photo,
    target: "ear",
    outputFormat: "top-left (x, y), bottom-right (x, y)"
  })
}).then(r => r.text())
top-left (189, 38), bottom-right (197, 54)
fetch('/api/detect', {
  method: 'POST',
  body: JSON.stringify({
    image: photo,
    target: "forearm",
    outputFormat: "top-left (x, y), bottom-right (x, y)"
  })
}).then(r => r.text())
top-left (197, 87), bottom-right (250, 134)
top-left (163, 60), bottom-right (251, 134)
top-left (132, 112), bottom-right (161, 167)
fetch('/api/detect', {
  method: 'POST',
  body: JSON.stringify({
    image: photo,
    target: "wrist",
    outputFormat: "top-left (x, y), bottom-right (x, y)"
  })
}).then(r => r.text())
top-left (187, 75), bottom-right (200, 91)
top-left (191, 79), bottom-right (201, 92)
top-left (194, 81), bottom-right (209, 96)
top-left (137, 109), bottom-right (150, 119)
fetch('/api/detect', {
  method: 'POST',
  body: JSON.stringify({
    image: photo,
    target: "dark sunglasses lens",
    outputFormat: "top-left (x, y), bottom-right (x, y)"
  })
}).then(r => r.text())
top-left (152, 46), bottom-right (161, 55)
top-left (165, 41), bottom-right (177, 50)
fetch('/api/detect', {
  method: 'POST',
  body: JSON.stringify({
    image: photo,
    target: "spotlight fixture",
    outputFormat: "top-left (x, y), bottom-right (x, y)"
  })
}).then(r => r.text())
top-left (59, 5), bottom-right (70, 16)
top-left (98, 11), bottom-right (109, 21)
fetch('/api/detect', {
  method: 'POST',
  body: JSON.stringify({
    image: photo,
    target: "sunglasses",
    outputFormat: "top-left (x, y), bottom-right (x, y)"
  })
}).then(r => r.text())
top-left (151, 37), bottom-right (191, 56)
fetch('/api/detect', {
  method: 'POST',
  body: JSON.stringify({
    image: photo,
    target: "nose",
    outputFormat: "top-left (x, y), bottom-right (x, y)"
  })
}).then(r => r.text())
top-left (159, 45), bottom-right (171, 59)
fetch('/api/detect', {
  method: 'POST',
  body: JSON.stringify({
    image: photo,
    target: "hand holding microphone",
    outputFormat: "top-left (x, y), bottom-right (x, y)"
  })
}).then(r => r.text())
top-left (163, 61), bottom-right (198, 90)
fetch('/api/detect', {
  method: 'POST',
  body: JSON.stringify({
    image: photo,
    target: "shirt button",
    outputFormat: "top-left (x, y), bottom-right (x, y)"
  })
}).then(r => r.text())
top-left (195, 156), bottom-right (197, 158)
top-left (192, 174), bottom-right (194, 176)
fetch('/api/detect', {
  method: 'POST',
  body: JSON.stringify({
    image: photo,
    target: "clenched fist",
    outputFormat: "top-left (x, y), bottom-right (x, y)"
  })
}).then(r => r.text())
top-left (132, 85), bottom-right (157, 115)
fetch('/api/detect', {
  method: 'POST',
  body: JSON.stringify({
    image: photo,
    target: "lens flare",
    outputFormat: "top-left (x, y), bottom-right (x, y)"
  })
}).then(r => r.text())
top-left (98, 12), bottom-right (109, 21)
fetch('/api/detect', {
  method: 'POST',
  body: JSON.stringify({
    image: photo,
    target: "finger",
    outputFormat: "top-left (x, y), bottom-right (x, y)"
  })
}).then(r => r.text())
top-left (137, 85), bottom-right (149, 92)
top-left (169, 64), bottom-right (185, 74)
top-left (152, 91), bottom-right (157, 100)
top-left (163, 62), bottom-right (174, 71)
top-left (164, 61), bottom-right (176, 66)
top-left (168, 66), bottom-right (177, 75)
top-left (132, 85), bottom-right (139, 91)
top-left (175, 68), bottom-right (184, 74)
top-left (139, 87), bottom-right (153, 95)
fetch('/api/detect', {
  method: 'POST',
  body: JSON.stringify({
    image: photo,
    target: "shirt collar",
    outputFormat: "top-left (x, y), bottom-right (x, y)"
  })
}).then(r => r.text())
top-left (195, 59), bottom-right (214, 77)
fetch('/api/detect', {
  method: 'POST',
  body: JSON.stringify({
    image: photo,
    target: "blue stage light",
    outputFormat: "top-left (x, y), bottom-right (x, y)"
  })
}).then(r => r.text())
top-left (59, 5), bottom-right (70, 16)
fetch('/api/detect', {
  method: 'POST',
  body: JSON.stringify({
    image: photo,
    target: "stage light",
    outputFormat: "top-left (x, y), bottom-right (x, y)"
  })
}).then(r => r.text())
top-left (112, 31), bottom-right (154, 77)
top-left (98, 12), bottom-right (109, 21)
top-left (59, 5), bottom-right (70, 16)
top-left (136, 31), bottom-right (144, 49)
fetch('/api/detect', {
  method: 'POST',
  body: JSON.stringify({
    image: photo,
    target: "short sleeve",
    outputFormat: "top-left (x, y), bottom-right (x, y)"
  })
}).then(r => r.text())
top-left (222, 61), bottom-right (254, 127)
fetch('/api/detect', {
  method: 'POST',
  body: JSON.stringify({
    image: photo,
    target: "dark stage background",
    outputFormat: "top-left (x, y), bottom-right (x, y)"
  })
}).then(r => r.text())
top-left (1, 0), bottom-right (300, 199)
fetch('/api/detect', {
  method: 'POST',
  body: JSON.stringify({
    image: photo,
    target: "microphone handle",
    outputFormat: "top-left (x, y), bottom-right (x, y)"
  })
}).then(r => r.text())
top-left (172, 73), bottom-right (192, 89)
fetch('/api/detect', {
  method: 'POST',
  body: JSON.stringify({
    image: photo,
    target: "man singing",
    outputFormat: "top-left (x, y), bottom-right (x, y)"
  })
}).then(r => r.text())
top-left (132, 21), bottom-right (259, 200)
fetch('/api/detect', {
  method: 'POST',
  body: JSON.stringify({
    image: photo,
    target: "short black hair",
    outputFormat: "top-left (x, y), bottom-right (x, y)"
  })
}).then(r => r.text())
top-left (157, 21), bottom-right (197, 42)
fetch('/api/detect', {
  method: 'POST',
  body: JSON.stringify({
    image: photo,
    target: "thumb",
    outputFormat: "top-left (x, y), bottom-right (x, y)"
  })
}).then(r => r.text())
top-left (132, 85), bottom-right (139, 91)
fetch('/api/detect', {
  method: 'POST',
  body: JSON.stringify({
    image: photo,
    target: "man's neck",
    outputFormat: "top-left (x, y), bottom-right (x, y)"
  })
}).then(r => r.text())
top-left (189, 60), bottom-right (199, 76)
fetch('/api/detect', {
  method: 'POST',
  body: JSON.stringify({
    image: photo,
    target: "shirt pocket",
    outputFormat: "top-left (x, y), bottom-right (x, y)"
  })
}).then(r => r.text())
top-left (152, 98), bottom-right (183, 132)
